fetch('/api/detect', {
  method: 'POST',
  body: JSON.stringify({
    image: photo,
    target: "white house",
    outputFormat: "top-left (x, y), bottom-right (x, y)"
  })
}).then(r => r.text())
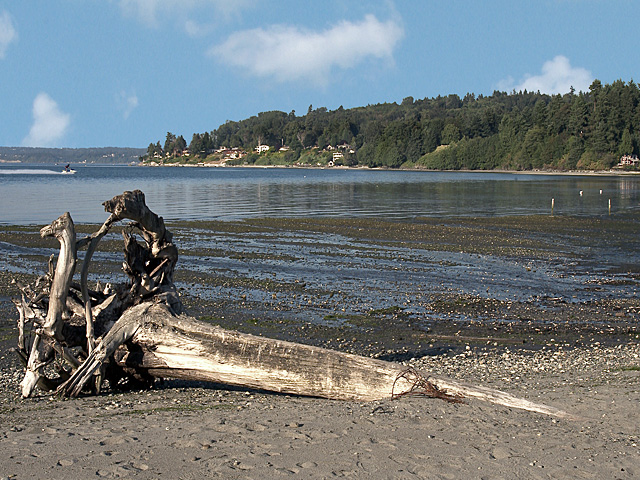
top-left (618, 154), bottom-right (639, 167)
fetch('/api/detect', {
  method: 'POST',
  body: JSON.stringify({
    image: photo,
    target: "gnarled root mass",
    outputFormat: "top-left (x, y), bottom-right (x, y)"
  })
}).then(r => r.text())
top-left (13, 190), bottom-right (576, 419)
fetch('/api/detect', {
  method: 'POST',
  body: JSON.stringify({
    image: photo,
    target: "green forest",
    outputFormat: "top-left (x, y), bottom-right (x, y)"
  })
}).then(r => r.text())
top-left (144, 79), bottom-right (640, 171)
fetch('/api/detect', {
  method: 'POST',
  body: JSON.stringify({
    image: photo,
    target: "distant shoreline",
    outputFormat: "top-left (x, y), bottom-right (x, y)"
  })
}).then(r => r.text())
top-left (3, 160), bottom-right (640, 176)
top-left (142, 161), bottom-right (640, 176)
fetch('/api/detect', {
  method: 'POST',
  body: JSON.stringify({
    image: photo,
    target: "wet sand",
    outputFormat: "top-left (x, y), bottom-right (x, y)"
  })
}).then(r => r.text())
top-left (1, 216), bottom-right (639, 478)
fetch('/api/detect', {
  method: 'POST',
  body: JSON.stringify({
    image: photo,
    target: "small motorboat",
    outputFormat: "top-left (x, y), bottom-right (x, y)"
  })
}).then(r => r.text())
top-left (62, 164), bottom-right (76, 174)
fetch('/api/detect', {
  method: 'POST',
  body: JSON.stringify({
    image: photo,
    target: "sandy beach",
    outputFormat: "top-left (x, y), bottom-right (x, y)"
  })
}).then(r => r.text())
top-left (1, 215), bottom-right (639, 479)
top-left (1, 342), bottom-right (638, 479)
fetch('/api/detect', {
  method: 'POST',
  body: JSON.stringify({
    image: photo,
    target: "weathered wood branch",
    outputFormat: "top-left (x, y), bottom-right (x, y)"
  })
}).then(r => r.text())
top-left (79, 212), bottom-right (118, 353)
top-left (40, 212), bottom-right (77, 340)
top-left (21, 213), bottom-right (78, 397)
top-left (103, 190), bottom-right (178, 280)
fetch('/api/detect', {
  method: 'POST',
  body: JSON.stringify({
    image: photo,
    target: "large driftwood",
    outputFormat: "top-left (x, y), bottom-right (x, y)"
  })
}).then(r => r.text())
top-left (60, 302), bottom-right (572, 418)
top-left (13, 190), bottom-right (576, 419)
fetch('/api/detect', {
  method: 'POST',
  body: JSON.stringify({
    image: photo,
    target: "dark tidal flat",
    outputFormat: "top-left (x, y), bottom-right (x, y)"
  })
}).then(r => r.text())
top-left (1, 215), bottom-right (638, 365)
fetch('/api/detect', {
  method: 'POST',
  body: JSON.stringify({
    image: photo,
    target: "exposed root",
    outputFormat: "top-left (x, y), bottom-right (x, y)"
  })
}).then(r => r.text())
top-left (392, 367), bottom-right (465, 404)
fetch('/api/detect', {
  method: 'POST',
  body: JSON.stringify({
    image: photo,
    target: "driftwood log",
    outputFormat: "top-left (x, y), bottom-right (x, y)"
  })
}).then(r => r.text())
top-left (12, 190), bottom-right (574, 419)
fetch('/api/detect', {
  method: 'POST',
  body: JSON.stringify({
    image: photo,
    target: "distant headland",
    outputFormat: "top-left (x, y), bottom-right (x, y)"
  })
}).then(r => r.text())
top-left (141, 79), bottom-right (640, 173)
top-left (0, 147), bottom-right (145, 165)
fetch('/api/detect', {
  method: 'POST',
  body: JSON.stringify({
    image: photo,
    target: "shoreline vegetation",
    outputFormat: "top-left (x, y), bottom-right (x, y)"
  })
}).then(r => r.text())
top-left (143, 79), bottom-right (640, 174)
top-left (140, 144), bottom-right (640, 174)
top-left (142, 160), bottom-right (640, 176)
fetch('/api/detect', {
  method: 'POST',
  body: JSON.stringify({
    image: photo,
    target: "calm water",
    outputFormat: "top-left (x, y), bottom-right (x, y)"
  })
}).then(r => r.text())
top-left (1, 164), bottom-right (639, 224)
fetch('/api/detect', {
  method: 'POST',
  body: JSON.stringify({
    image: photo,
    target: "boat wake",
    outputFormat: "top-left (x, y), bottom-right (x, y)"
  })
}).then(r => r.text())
top-left (0, 169), bottom-right (74, 175)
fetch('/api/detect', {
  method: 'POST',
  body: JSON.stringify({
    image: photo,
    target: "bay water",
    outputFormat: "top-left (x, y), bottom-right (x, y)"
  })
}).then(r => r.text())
top-left (1, 164), bottom-right (639, 225)
top-left (1, 164), bottom-right (639, 333)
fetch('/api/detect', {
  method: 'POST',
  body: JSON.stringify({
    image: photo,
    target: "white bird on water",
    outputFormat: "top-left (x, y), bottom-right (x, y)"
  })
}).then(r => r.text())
top-left (579, 190), bottom-right (583, 196)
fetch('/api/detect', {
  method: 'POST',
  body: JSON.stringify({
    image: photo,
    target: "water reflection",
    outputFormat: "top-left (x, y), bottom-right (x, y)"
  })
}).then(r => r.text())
top-left (1, 165), bottom-right (639, 224)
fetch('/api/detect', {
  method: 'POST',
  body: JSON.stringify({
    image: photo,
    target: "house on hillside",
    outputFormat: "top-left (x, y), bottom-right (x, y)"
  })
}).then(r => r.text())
top-left (617, 154), bottom-right (639, 167)
top-left (255, 144), bottom-right (270, 154)
top-left (337, 143), bottom-right (355, 154)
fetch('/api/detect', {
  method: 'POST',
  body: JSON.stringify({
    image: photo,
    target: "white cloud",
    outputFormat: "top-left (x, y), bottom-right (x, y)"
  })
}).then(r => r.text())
top-left (116, 90), bottom-right (139, 119)
top-left (184, 19), bottom-right (216, 37)
top-left (210, 14), bottom-right (404, 85)
top-left (22, 93), bottom-right (71, 147)
top-left (0, 10), bottom-right (17, 59)
top-left (499, 55), bottom-right (593, 95)
top-left (118, 0), bottom-right (252, 29)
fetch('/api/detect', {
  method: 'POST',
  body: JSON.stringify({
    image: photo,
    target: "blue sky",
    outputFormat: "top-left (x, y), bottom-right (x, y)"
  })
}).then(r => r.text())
top-left (0, 0), bottom-right (637, 148)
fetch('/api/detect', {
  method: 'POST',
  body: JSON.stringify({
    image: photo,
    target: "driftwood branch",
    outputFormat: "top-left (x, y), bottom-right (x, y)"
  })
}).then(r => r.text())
top-left (21, 213), bottom-right (78, 397)
top-left (40, 212), bottom-right (77, 340)
top-left (79, 212), bottom-right (118, 353)
top-left (13, 190), bottom-right (576, 419)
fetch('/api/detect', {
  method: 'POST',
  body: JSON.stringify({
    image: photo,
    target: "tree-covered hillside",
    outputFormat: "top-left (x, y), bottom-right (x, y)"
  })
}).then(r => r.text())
top-left (146, 79), bottom-right (640, 171)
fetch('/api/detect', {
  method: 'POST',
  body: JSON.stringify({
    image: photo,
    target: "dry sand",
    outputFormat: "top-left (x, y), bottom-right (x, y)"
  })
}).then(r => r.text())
top-left (1, 343), bottom-right (638, 479)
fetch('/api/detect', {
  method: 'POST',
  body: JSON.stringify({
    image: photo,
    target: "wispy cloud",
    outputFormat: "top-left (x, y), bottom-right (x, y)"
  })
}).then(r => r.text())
top-left (499, 55), bottom-right (593, 95)
top-left (185, 19), bottom-right (211, 37)
top-left (22, 93), bottom-right (71, 147)
top-left (116, 90), bottom-right (139, 119)
top-left (0, 10), bottom-right (17, 59)
top-left (117, 0), bottom-right (252, 31)
top-left (210, 14), bottom-right (404, 86)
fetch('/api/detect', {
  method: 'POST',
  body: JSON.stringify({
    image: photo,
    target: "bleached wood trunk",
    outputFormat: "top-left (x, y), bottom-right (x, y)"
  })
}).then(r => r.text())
top-left (59, 301), bottom-right (575, 418)
top-left (63, 302), bottom-right (416, 401)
